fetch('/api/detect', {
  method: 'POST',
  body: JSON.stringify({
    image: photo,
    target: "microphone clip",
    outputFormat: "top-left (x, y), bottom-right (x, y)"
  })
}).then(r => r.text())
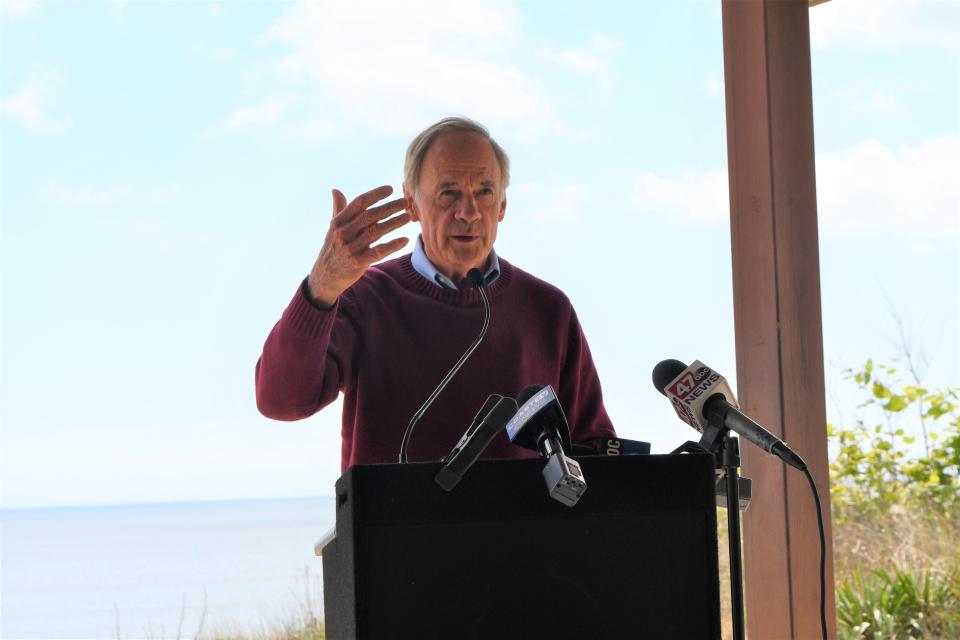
top-left (670, 427), bottom-right (753, 512)
top-left (435, 395), bottom-right (518, 492)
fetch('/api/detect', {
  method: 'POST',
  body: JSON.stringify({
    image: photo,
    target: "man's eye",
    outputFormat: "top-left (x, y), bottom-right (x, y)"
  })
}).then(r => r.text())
top-left (479, 188), bottom-right (493, 195)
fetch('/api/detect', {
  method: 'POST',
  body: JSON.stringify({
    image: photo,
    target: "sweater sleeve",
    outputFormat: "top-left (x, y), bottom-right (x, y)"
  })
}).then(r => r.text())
top-left (254, 282), bottom-right (358, 421)
top-left (558, 306), bottom-right (617, 443)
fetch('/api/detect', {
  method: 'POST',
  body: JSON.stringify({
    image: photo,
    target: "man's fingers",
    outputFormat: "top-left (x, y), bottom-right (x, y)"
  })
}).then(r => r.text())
top-left (339, 185), bottom-right (394, 222)
top-left (361, 237), bottom-right (410, 263)
top-left (331, 189), bottom-right (347, 218)
top-left (364, 197), bottom-right (407, 222)
top-left (347, 211), bottom-right (411, 248)
top-left (338, 197), bottom-right (406, 233)
top-left (334, 198), bottom-right (410, 248)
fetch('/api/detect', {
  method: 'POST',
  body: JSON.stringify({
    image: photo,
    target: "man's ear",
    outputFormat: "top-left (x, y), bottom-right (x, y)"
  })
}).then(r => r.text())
top-left (403, 184), bottom-right (420, 222)
top-left (498, 194), bottom-right (507, 222)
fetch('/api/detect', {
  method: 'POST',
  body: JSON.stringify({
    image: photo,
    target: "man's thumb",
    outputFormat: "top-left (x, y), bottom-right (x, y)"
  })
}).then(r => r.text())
top-left (331, 189), bottom-right (347, 217)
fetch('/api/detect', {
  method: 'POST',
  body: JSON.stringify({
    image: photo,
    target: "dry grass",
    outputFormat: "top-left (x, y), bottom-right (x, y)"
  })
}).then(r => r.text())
top-left (202, 619), bottom-right (324, 640)
top-left (832, 505), bottom-right (960, 639)
top-left (832, 506), bottom-right (960, 583)
top-left (200, 570), bottom-right (325, 640)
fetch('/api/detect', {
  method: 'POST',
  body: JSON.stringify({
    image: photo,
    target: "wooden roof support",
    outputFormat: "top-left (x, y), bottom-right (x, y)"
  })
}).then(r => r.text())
top-left (721, 0), bottom-right (837, 638)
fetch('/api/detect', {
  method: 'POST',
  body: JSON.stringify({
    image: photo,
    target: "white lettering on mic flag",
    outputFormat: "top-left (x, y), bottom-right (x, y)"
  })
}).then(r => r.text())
top-left (663, 360), bottom-right (738, 433)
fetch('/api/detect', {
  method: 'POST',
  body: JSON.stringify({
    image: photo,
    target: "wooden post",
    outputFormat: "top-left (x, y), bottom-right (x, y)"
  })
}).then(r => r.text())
top-left (721, 0), bottom-right (837, 638)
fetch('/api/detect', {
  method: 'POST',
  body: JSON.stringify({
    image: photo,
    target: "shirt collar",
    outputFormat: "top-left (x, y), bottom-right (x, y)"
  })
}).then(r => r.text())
top-left (411, 234), bottom-right (500, 289)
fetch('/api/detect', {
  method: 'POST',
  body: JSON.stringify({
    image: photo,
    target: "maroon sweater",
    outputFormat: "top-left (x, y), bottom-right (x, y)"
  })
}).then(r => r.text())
top-left (255, 255), bottom-right (615, 470)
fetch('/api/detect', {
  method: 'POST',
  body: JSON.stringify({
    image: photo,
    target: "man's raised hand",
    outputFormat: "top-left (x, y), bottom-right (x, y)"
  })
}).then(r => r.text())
top-left (306, 185), bottom-right (411, 307)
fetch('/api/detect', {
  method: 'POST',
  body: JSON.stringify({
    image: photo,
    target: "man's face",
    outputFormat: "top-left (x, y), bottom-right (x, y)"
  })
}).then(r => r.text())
top-left (404, 131), bottom-right (506, 283)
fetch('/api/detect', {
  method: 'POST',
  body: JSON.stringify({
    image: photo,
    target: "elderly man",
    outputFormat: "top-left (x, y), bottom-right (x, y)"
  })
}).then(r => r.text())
top-left (256, 117), bottom-right (615, 469)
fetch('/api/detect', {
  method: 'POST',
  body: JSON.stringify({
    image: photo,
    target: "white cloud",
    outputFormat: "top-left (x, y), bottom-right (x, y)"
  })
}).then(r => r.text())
top-left (816, 136), bottom-right (959, 236)
top-left (0, 0), bottom-right (38, 19)
top-left (628, 170), bottom-right (729, 224)
top-left (48, 181), bottom-right (177, 207)
top-left (864, 93), bottom-right (899, 112)
top-left (537, 34), bottom-right (620, 88)
top-left (832, 86), bottom-right (902, 114)
top-left (1, 73), bottom-right (69, 134)
top-left (223, 95), bottom-right (297, 128)
top-left (261, 0), bottom-right (550, 134)
top-left (191, 44), bottom-right (238, 63)
top-left (626, 135), bottom-right (960, 237)
top-left (704, 77), bottom-right (724, 96)
top-left (213, 46), bottom-right (236, 61)
top-left (221, 95), bottom-right (339, 139)
top-left (810, 0), bottom-right (959, 48)
top-left (288, 116), bottom-right (338, 140)
top-left (51, 184), bottom-right (131, 206)
top-left (516, 182), bottom-right (592, 221)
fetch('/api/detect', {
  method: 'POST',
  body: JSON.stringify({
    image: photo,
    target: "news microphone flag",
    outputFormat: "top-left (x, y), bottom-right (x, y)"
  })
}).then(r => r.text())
top-left (662, 360), bottom-right (737, 433)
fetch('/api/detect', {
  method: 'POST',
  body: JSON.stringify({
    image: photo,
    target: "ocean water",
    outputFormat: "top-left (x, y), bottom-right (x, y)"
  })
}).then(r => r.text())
top-left (1, 497), bottom-right (336, 639)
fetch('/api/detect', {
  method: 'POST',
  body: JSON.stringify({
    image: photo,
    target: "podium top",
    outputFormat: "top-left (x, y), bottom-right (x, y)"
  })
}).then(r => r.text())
top-left (333, 453), bottom-right (716, 525)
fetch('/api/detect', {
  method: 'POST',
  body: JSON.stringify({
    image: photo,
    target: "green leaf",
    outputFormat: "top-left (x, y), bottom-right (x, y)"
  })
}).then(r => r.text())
top-left (885, 395), bottom-right (909, 412)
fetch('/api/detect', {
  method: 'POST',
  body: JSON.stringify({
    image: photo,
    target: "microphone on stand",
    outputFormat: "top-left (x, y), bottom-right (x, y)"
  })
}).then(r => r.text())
top-left (652, 358), bottom-right (827, 640)
top-left (398, 268), bottom-right (490, 463)
top-left (652, 359), bottom-right (806, 470)
top-left (506, 384), bottom-right (586, 507)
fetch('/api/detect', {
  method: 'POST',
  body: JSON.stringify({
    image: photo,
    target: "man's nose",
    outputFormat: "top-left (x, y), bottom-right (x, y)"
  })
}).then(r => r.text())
top-left (455, 195), bottom-right (481, 223)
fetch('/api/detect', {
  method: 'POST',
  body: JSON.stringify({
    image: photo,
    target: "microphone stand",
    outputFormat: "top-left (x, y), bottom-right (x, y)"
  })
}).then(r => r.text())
top-left (719, 433), bottom-right (746, 640)
top-left (672, 424), bottom-right (747, 640)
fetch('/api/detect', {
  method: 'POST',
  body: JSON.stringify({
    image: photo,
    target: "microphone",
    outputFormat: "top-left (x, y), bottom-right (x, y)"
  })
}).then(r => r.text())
top-left (435, 395), bottom-right (519, 491)
top-left (652, 359), bottom-right (807, 471)
top-left (462, 268), bottom-right (485, 288)
top-left (506, 384), bottom-right (586, 506)
top-left (398, 268), bottom-right (490, 463)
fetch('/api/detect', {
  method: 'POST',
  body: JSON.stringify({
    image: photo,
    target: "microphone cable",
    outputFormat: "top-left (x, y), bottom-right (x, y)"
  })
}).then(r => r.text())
top-left (398, 269), bottom-right (490, 463)
top-left (802, 465), bottom-right (828, 640)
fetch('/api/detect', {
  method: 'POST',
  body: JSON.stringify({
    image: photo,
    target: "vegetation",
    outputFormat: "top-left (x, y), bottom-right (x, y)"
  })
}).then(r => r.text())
top-left (836, 567), bottom-right (959, 640)
top-left (203, 620), bottom-right (324, 640)
top-left (199, 570), bottom-right (326, 640)
top-left (827, 360), bottom-right (960, 639)
top-left (713, 360), bottom-right (959, 640)
top-left (829, 360), bottom-right (960, 520)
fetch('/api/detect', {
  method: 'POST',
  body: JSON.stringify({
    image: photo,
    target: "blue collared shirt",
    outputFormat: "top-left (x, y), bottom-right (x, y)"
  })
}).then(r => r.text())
top-left (411, 235), bottom-right (500, 289)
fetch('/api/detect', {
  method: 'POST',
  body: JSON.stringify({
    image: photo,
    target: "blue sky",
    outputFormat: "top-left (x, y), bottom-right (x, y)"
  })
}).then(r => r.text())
top-left (2, 0), bottom-right (957, 508)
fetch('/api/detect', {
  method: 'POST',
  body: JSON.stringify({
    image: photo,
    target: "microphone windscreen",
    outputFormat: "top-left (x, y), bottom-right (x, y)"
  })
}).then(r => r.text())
top-left (464, 268), bottom-right (485, 289)
top-left (517, 384), bottom-right (544, 406)
top-left (652, 359), bottom-right (688, 396)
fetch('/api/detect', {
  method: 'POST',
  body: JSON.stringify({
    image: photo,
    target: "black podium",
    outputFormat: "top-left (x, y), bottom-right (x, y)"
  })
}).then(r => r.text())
top-left (321, 454), bottom-right (721, 639)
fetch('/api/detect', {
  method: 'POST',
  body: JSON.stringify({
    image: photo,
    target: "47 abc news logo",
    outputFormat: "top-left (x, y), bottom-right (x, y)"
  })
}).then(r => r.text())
top-left (666, 362), bottom-right (719, 432)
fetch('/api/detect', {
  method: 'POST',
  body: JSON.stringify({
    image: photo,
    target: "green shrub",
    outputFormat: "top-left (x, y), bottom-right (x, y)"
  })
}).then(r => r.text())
top-left (836, 567), bottom-right (960, 640)
top-left (828, 360), bottom-right (959, 521)
top-left (829, 360), bottom-right (960, 639)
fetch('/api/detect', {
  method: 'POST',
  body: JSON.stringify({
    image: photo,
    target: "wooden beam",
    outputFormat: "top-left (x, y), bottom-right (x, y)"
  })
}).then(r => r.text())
top-left (721, 1), bottom-right (837, 638)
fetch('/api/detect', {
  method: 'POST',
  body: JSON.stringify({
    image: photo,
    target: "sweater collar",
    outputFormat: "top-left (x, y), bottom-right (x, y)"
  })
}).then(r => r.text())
top-left (410, 234), bottom-right (501, 289)
top-left (396, 253), bottom-right (513, 304)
